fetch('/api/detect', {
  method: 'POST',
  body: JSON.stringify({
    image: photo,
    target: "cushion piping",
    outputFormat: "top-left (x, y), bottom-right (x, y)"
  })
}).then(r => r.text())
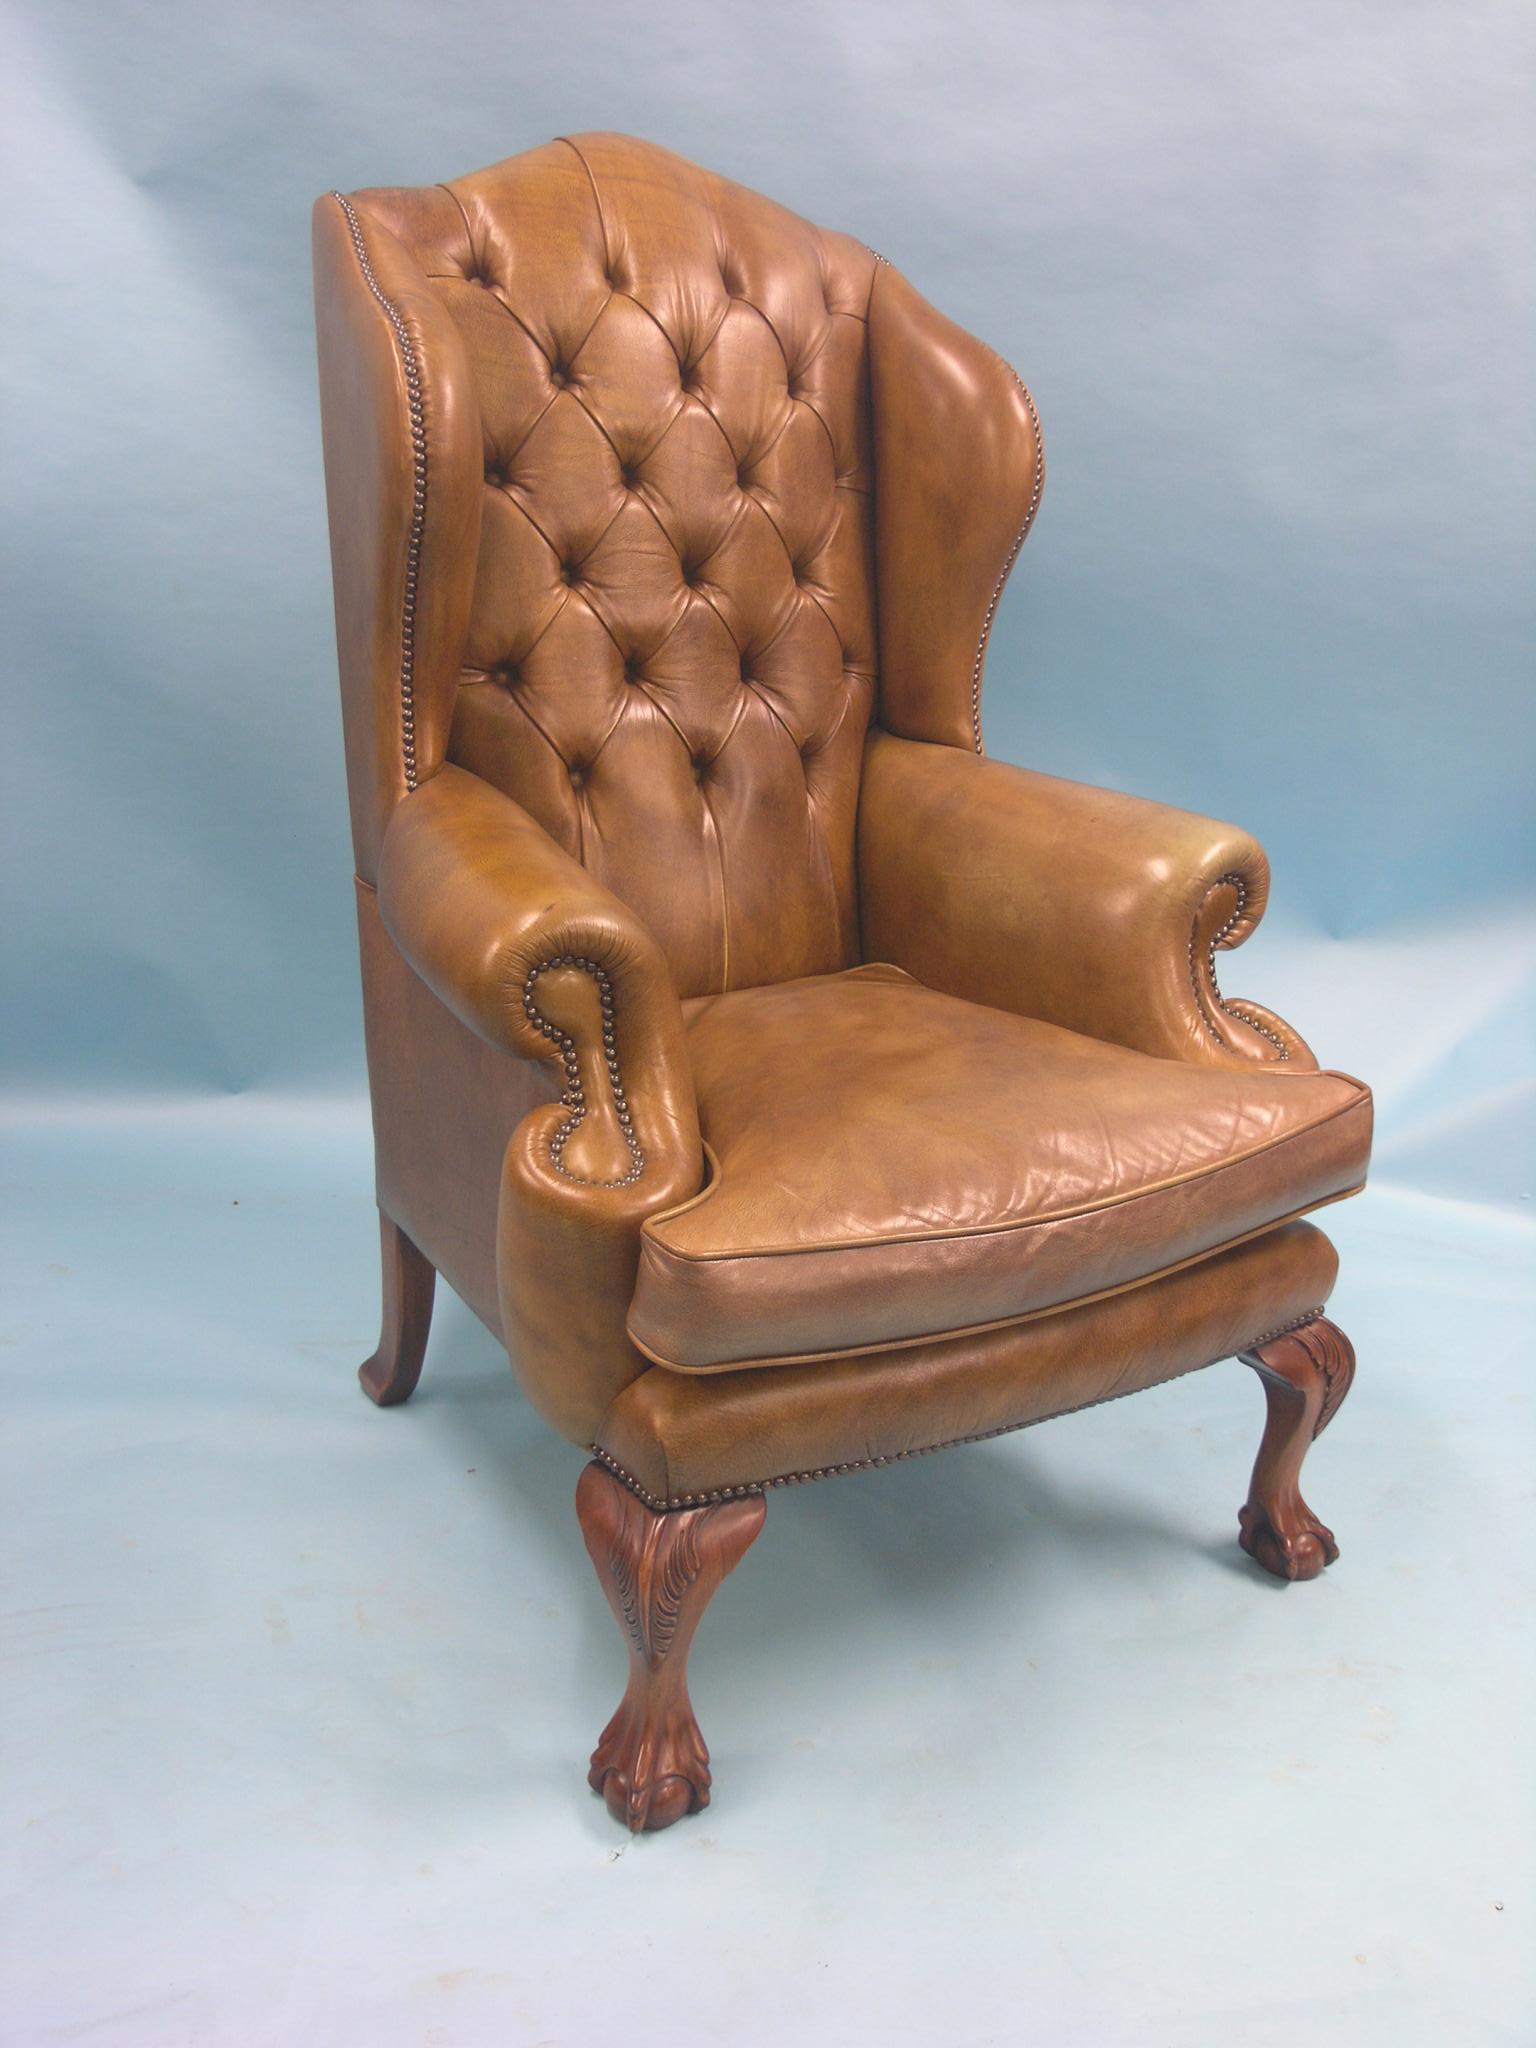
top-left (641, 1073), bottom-right (1370, 1265)
top-left (627, 1183), bottom-right (1364, 1373)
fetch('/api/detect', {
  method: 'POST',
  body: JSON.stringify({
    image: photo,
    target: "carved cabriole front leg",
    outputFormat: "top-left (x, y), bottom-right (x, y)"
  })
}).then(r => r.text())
top-left (575, 1462), bottom-right (766, 1833)
top-left (1237, 1315), bottom-right (1356, 1581)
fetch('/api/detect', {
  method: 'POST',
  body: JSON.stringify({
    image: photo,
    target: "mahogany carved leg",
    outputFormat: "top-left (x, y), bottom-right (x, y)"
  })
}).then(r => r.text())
top-left (576, 1461), bottom-right (766, 1833)
top-left (358, 1210), bottom-right (436, 1407)
top-left (1237, 1315), bottom-right (1355, 1581)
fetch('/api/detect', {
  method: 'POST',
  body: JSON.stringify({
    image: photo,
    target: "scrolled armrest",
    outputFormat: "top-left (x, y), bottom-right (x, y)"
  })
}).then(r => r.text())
top-left (377, 764), bottom-right (702, 1194)
top-left (858, 732), bottom-right (1316, 1069)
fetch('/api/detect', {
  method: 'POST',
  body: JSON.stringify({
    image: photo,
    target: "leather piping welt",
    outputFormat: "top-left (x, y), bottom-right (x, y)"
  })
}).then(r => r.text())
top-left (591, 1308), bottom-right (1327, 1512)
top-left (522, 957), bottom-right (645, 1187)
top-left (969, 366), bottom-right (1044, 755)
top-left (331, 191), bottom-right (427, 792)
top-left (1191, 873), bottom-right (1291, 1061)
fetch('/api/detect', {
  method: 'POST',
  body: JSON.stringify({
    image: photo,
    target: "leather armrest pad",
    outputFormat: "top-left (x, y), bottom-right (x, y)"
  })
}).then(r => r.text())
top-left (857, 732), bottom-right (1315, 1069)
top-left (377, 763), bottom-right (702, 1183)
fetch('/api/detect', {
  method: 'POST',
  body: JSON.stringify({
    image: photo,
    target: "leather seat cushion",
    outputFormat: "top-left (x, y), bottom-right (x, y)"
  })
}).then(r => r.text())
top-left (602, 1220), bottom-right (1338, 1506)
top-left (626, 965), bottom-right (1372, 1371)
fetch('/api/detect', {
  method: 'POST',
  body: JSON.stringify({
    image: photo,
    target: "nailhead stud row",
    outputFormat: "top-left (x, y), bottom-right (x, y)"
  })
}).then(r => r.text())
top-left (1191, 873), bottom-right (1292, 1062)
top-left (522, 957), bottom-right (646, 1188)
top-left (969, 367), bottom-right (1045, 755)
top-left (589, 1311), bottom-right (1329, 1512)
top-left (1245, 1308), bottom-right (1328, 1350)
top-left (332, 192), bottom-right (427, 793)
top-left (1223, 1001), bottom-right (1292, 1060)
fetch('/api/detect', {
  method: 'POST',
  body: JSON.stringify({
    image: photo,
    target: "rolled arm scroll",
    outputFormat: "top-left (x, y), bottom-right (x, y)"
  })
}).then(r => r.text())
top-left (378, 765), bottom-right (704, 1444)
top-left (858, 733), bottom-right (1316, 1070)
top-left (378, 764), bottom-right (701, 1187)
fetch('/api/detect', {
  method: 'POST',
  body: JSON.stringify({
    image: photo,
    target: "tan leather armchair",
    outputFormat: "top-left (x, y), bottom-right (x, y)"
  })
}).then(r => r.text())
top-left (313, 134), bottom-right (1371, 1833)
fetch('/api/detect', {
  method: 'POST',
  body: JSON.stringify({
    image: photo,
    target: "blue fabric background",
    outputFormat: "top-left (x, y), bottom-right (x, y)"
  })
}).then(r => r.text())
top-left (2, 6), bottom-right (1532, 2043)
top-left (3, 0), bottom-right (1531, 1201)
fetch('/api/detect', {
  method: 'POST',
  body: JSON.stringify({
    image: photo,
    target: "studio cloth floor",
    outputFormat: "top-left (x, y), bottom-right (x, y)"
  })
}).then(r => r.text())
top-left (2, 1097), bottom-right (1530, 2047)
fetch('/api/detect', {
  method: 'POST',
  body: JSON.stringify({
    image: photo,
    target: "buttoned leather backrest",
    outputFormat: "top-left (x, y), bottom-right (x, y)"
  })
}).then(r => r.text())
top-left (346, 134), bottom-right (881, 998)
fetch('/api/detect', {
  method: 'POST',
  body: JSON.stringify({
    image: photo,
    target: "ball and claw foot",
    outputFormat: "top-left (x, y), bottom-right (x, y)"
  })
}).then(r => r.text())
top-left (1237, 1497), bottom-right (1339, 1582)
top-left (576, 1461), bottom-right (766, 1833)
top-left (588, 1690), bottom-right (715, 1834)
top-left (1237, 1314), bottom-right (1355, 1583)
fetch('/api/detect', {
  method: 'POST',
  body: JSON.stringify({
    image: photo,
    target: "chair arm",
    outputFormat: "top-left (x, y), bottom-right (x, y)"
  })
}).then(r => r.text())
top-left (858, 733), bottom-right (1316, 1069)
top-left (377, 764), bottom-right (703, 1194)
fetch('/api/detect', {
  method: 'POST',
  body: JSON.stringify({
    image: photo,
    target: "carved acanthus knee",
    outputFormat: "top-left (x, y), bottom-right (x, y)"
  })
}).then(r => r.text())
top-left (576, 1461), bottom-right (765, 1832)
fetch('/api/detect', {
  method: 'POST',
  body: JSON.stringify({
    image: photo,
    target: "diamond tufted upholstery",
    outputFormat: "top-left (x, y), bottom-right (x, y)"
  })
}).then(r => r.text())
top-left (350, 137), bottom-right (878, 997)
top-left (314, 134), bottom-right (1370, 1832)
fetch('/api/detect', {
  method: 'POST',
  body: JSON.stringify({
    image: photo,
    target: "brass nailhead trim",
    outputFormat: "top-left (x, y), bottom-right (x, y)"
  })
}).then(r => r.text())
top-left (1223, 1001), bottom-right (1290, 1060)
top-left (332, 192), bottom-right (427, 793)
top-left (1245, 1307), bottom-right (1327, 1349)
top-left (969, 367), bottom-right (1044, 756)
top-left (1190, 873), bottom-right (1291, 1062)
top-left (590, 1312), bottom-right (1328, 1512)
top-left (522, 957), bottom-right (645, 1188)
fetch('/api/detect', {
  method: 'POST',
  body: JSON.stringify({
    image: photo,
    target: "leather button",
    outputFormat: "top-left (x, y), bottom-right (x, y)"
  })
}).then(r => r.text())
top-left (561, 561), bottom-right (581, 585)
top-left (549, 366), bottom-right (567, 387)
top-left (691, 755), bottom-right (710, 782)
top-left (568, 765), bottom-right (586, 788)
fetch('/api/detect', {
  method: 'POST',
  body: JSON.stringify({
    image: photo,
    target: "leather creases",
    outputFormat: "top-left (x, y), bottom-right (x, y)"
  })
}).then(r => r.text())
top-left (315, 135), bottom-right (1371, 1476)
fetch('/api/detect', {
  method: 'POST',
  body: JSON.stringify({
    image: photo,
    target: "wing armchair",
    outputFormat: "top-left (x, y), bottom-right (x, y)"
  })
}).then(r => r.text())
top-left (313, 134), bottom-right (1370, 1833)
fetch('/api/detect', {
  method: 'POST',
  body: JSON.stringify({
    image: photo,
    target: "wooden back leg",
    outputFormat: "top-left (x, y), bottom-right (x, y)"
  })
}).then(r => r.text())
top-left (359, 1210), bottom-right (436, 1407)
